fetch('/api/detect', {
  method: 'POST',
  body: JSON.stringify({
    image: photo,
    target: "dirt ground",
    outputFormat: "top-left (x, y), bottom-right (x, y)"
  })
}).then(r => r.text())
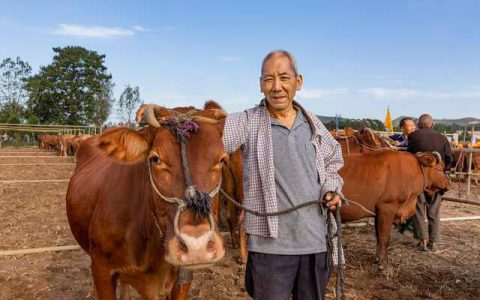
top-left (0, 147), bottom-right (479, 300)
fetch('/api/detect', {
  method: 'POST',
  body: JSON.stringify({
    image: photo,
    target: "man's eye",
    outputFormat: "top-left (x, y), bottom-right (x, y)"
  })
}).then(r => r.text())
top-left (281, 76), bottom-right (290, 80)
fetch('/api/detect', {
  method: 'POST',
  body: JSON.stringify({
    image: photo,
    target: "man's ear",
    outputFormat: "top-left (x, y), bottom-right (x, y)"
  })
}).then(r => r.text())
top-left (92, 127), bottom-right (152, 162)
top-left (296, 74), bottom-right (303, 91)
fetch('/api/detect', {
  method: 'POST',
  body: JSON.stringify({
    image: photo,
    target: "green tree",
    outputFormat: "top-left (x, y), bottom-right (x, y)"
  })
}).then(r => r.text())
top-left (0, 57), bottom-right (32, 122)
top-left (0, 102), bottom-right (24, 123)
top-left (26, 46), bottom-right (114, 126)
top-left (117, 85), bottom-right (141, 124)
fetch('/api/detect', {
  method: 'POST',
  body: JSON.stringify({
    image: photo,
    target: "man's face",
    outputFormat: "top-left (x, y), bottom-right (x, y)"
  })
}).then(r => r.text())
top-left (260, 55), bottom-right (302, 112)
top-left (402, 119), bottom-right (416, 136)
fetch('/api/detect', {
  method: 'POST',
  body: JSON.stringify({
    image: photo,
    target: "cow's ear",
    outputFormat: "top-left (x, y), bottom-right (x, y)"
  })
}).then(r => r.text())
top-left (93, 127), bottom-right (151, 162)
top-left (418, 155), bottom-right (435, 167)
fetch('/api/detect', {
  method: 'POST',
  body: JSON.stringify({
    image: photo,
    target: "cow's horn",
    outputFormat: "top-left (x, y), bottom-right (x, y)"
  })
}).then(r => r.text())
top-left (144, 105), bottom-right (161, 128)
top-left (415, 152), bottom-right (424, 157)
top-left (192, 116), bottom-right (219, 124)
top-left (432, 151), bottom-right (442, 163)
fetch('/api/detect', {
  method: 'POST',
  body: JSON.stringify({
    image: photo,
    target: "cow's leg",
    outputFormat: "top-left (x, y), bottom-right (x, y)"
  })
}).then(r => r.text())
top-left (226, 201), bottom-right (240, 249)
top-left (170, 282), bottom-right (191, 300)
top-left (376, 206), bottom-right (396, 270)
top-left (374, 212), bottom-right (380, 263)
top-left (239, 211), bottom-right (248, 264)
top-left (91, 256), bottom-right (117, 300)
top-left (170, 268), bottom-right (193, 300)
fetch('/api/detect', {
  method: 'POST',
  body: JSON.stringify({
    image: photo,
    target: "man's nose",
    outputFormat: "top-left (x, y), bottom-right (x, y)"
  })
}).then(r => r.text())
top-left (272, 78), bottom-right (282, 91)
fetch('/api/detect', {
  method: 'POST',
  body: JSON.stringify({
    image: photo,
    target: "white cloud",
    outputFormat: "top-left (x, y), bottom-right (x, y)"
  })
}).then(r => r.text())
top-left (298, 88), bottom-right (349, 99)
top-left (359, 88), bottom-right (480, 99)
top-left (217, 56), bottom-right (240, 62)
top-left (133, 25), bottom-right (149, 32)
top-left (53, 24), bottom-right (136, 38)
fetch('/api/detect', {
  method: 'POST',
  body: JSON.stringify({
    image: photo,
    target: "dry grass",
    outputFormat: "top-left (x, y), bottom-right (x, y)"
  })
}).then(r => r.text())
top-left (0, 147), bottom-right (479, 299)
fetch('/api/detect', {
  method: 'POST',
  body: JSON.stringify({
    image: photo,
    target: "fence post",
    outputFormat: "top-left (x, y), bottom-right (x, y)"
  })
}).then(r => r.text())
top-left (467, 126), bottom-right (475, 196)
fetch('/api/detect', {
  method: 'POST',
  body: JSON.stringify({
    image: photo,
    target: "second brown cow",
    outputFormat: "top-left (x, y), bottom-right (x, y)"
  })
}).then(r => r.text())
top-left (340, 151), bottom-right (451, 269)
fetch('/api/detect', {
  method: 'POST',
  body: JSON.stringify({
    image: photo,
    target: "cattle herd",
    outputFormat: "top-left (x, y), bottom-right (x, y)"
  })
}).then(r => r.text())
top-left (38, 133), bottom-right (93, 157)
top-left (24, 105), bottom-right (476, 299)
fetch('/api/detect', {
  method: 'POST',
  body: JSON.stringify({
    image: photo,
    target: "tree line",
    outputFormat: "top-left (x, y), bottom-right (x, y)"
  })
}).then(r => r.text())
top-left (1, 46), bottom-right (463, 134)
top-left (0, 46), bottom-right (141, 127)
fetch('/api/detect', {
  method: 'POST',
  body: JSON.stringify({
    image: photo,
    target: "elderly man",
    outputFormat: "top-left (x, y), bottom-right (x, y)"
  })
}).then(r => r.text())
top-left (407, 114), bottom-right (452, 252)
top-left (390, 117), bottom-right (416, 147)
top-left (223, 50), bottom-right (343, 300)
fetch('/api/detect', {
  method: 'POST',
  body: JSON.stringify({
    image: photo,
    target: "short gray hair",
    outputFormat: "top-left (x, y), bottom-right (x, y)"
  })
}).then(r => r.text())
top-left (417, 114), bottom-right (433, 129)
top-left (261, 50), bottom-right (299, 77)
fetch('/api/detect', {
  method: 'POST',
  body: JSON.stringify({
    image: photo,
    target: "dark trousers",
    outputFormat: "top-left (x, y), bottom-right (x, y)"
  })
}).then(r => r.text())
top-left (413, 192), bottom-right (442, 242)
top-left (245, 252), bottom-right (330, 300)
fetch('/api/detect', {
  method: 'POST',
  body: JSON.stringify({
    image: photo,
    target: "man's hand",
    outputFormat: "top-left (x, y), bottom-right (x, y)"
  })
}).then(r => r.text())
top-left (324, 192), bottom-right (341, 211)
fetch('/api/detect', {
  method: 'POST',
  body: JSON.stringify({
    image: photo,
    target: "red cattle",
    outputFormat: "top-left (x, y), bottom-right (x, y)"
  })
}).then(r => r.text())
top-left (66, 101), bottom-right (228, 299)
top-left (339, 151), bottom-right (451, 269)
top-left (57, 134), bottom-right (75, 156)
top-left (68, 134), bottom-right (93, 157)
top-left (220, 148), bottom-right (247, 263)
top-left (333, 127), bottom-right (394, 155)
top-left (39, 135), bottom-right (59, 151)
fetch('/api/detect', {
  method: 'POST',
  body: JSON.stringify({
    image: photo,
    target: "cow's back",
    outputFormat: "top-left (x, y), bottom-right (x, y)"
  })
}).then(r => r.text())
top-left (340, 151), bottom-right (422, 222)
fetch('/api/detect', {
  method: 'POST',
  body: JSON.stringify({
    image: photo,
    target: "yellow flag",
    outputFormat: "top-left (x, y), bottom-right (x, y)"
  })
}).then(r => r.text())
top-left (384, 107), bottom-right (393, 132)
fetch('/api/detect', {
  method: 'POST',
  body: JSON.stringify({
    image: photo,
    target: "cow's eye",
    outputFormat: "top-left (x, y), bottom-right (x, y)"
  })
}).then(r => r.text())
top-left (150, 155), bottom-right (160, 164)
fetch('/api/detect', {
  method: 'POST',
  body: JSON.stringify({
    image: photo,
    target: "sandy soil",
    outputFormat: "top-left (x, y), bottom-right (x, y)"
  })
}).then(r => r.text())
top-left (0, 147), bottom-right (479, 299)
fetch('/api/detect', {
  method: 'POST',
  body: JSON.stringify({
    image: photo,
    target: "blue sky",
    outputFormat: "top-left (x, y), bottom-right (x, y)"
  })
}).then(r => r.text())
top-left (1, 0), bottom-right (479, 121)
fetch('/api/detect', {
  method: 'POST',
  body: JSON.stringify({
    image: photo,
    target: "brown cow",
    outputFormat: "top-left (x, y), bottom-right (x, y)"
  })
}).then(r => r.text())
top-left (57, 134), bottom-right (75, 156)
top-left (220, 149), bottom-right (247, 262)
top-left (334, 127), bottom-right (394, 155)
top-left (66, 102), bottom-right (228, 299)
top-left (39, 134), bottom-right (59, 151)
top-left (339, 151), bottom-right (451, 270)
top-left (68, 134), bottom-right (93, 156)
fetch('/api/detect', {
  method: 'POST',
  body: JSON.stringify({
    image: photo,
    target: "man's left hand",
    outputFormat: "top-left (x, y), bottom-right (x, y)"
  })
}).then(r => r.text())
top-left (324, 192), bottom-right (341, 211)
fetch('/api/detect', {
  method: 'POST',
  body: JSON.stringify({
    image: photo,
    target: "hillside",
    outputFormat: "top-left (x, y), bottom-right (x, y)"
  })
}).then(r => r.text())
top-left (392, 116), bottom-right (480, 127)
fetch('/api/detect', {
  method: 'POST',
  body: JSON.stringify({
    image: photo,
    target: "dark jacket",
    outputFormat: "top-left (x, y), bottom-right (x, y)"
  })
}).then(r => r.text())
top-left (407, 128), bottom-right (452, 168)
top-left (390, 133), bottom-right (408, 146)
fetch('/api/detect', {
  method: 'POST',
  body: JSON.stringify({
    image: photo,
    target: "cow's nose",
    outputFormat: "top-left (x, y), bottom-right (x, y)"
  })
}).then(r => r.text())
top-left (165, 221), bottom-right (225, 267)
top-left (178, 222), bottom-right (214, 253)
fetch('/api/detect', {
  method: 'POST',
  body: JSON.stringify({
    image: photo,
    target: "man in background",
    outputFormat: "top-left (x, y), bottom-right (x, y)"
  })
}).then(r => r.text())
top-left (407, 114), bottom-right (452, 252)
top-left (390, 117), bottom-right (416, 147)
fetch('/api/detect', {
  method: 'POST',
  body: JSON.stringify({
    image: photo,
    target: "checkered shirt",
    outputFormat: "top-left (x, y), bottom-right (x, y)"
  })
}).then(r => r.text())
top-left (222, 99), bottom-right (344, 265)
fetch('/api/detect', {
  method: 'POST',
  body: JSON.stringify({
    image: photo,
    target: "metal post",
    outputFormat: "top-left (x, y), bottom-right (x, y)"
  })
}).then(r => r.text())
top-left (467, 126), bottom-right (475, 196)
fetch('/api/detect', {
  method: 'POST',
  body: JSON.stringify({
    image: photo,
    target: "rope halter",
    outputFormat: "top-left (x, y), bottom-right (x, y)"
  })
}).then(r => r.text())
top-left (141, 104), bottom-right (223, 247)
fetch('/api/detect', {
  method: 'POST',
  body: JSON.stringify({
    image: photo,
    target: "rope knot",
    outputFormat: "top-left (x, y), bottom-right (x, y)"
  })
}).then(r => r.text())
top-left (184, 186), bottom-right (211, 219)
top-left (164, 116), bottom-right (199, 142)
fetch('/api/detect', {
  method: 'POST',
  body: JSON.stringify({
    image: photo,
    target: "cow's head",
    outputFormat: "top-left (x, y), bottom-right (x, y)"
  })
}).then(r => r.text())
top-left (357, 127), bottom-right (385, 149)
top-left (94, 101), bottom-right (227, 268)
top-left (416, 152), bottom-right (451, 196)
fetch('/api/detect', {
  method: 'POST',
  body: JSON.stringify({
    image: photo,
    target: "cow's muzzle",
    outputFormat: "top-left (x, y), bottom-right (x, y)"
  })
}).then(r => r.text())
top-left (165, 210), bottom-right (225, 267)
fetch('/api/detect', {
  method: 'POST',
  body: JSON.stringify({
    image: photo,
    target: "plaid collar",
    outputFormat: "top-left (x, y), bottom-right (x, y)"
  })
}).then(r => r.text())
top-left (258, 98), bottom-right (322, 139)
